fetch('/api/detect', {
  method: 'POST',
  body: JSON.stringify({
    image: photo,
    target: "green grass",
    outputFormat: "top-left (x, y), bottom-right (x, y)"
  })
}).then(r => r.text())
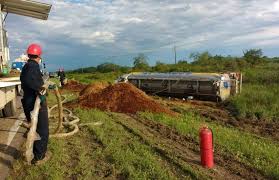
top-left (12, 103), bottom-right (200, 179)
top-left (12, 138), bottom-right (76, 179)
top-left (243, 63), bottom-right (279, 84)
top-left (64, 63), bottom-right (279, 123)
top-left (229, 84), bottom-right (279, 121)
top-left (75, 108), bottom-right (195, 179)
top-left (10, 92), bottom-right (102, 179)
top-left (138, 111), bottom-right (279, 179)
top-left (67, 72), bottom-right (121, 84)
top-left (225, 63), bottom-right (279, 121)
top-left (11, 64), bottom-right (279, 179)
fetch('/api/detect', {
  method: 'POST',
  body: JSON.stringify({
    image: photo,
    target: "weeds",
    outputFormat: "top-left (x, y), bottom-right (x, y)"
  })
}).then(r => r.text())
top-left (230, 84), bottom-right (279, 121)
top-left (139, 111), bottom-right (279, 178)
top-left (75, 108), bottom-right (193, 179)
top-left (67, 72), bottom-right (121, 84)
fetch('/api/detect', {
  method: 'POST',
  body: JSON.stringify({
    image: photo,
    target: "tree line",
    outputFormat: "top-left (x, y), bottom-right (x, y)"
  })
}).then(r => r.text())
top-left (70, 49), bottom-right (279, 73)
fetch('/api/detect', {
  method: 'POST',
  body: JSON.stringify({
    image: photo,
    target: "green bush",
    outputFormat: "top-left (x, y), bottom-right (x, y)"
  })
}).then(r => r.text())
top-left (67, 72), bottom-right (123, 84)
top-left (230, 84), bottom-right (279, 121)
top-left (243, 64), bottom-right (279, 84)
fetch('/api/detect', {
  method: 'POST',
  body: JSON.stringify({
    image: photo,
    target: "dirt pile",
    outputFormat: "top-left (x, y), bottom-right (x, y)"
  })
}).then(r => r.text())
top-left (79, 83), bottom-right (175, 115)
top-left (63, 80), bottom-right (86, 92)
top-left (79, 82), bottom-right (108, 97)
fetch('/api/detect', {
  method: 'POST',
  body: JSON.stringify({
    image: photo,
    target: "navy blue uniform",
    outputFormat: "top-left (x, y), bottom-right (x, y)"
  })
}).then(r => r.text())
top-left (57, 70), bottom-right (66, 86)
top-left (20, 59), bottom-right (49, 160)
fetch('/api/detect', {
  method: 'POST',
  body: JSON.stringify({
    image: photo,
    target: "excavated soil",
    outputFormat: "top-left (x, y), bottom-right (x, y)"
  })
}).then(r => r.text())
top-left (166, 99), bottom-right (279, 141)
top-left (110, 113), bottom-right (267, 180)
top-left (63, 80), bottom-right (86, 92)
top-left (79, 83), bottom-right (175, 116)
top-left (79, 82), bottom-right (108, 97)
top-left (63, 80), bottom-right (278, 140)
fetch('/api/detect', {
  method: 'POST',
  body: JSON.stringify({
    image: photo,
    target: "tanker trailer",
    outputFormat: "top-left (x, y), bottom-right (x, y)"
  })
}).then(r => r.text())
top-left (116, 72), bottom-right (241, 101)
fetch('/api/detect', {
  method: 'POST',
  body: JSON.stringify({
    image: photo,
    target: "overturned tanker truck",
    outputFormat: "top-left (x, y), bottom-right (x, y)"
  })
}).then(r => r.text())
top-left (116, 72), bottom-right (242, 101)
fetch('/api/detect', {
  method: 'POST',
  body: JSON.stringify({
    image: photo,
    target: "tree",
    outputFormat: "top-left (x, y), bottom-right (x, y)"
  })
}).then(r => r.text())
top-left (153, 61), bottom-right (170, 72)
top-left (97, 63), bottom-right (120, 73)
top-left (133, 53), bottom-right (150, 71)
top-left (243, 49), bottom-right (264, 66)
top-left (189, 52), bottom-right (200, 61)
top-left (191, 51), bottom-right (211, 65)
top-left (177, 60), bottom-right (188, 65)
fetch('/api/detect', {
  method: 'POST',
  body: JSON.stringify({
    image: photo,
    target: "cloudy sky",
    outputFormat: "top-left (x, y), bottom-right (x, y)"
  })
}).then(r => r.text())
top-left (5, 0), bottom-right (279, 70)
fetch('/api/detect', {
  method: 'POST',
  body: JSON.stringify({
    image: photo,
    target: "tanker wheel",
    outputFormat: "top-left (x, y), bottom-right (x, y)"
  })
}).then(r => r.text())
top-left (3, 98), bottom-right (17, 117)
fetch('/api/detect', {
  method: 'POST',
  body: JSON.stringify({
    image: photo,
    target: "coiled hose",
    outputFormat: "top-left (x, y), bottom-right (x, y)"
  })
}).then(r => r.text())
top-left (48, 87), bottom-right (80, 138)
top-left (24, 85), bottom-right (102, 164)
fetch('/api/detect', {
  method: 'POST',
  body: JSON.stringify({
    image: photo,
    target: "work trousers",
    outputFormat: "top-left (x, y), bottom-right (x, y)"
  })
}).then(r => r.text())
top-left (22, 97), bottom-right (49, 160)
top-left (60, 78), bottom-right (65, 86)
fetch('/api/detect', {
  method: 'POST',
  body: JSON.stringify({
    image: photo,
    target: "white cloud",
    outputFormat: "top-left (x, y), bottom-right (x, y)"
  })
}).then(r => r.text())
top-left (4, 0), bottom-right (279, 69)
top-left (122, 17), bottom-right (143, 24)
top-left (226, 26), bottom-right (279, 44)
top-left (255, 39), bottom-right (279, 47)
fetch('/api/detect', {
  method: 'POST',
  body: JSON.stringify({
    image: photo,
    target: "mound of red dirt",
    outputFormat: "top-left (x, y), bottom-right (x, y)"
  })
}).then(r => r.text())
top-left (79, 82), bottom-right (108, 97)
top-left (79, 83), bottom-right (175, 115)
top-left (63, 80), bottom-right (86, 92)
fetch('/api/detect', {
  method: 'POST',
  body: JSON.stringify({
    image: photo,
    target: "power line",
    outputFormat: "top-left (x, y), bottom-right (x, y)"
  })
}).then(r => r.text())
top-left (87, 38), bottom-right (208, 60)
top-left (69, 36), bottom-right (211, 72)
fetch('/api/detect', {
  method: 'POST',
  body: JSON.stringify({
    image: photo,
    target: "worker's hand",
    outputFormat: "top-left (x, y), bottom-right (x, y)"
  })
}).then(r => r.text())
top-left (48, 84), bottom-right (57, 90)
top-left (39, 87), bottom-right (46, 95)
top-left (39, 95), bottom-right (46, 104)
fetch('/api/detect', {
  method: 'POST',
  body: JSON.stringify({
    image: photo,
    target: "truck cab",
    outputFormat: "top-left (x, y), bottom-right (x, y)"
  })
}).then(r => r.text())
top-left (12, 61), bottom-right (26, 72)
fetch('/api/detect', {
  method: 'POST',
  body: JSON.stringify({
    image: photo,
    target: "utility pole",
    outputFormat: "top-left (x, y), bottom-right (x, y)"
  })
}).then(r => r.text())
top-left (174, 45), bottom-right (177, 64)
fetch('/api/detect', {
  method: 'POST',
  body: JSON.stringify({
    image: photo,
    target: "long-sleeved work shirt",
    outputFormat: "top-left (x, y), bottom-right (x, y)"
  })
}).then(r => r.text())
top-left (20, 59), bottom-right (44, 98)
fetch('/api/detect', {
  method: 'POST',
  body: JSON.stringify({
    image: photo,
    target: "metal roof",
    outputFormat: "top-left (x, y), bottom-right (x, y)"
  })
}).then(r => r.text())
top-left (0, 0), bottom-right (52, 20)
top-left (126, 72), bottom-right (225, 81)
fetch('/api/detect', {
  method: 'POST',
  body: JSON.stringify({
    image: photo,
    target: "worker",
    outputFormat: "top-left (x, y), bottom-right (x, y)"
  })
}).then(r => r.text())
top-left (57, 68), bottom-right (66, 87)
top-left (20, 43), bottom-right (52, 165)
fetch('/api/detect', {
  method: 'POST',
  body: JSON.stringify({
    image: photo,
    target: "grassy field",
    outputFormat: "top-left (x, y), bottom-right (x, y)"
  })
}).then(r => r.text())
top-left (67, 72), bottom-right (122, 84)
top-left (230, 84), bottom-right (279, 121)
top-left (139, 111), bottom-right (279, 178)
top-left (65, 62), bottom-right (279, 122)
top-left (11, 99), bottom-right (207, 179)
top-left (10, 63), bottom-right (279, 179)
top-left (11, 93), bottom-right (278, 179)
top-left (11, 109), bottom-right (181, 179)
top-left (228, 63), bottom-right (279, 121)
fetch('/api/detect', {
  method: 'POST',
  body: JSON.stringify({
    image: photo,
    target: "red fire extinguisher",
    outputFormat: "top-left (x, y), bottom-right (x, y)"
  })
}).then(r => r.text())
top-left (199, 126), bottom-right (214, 168)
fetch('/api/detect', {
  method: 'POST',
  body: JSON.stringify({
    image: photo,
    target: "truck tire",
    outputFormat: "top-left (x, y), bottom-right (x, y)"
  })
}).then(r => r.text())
top-left (3, 98), bottom-right (17, 117)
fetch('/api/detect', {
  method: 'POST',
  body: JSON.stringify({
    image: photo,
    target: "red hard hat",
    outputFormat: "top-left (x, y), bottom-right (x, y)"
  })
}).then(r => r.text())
top-left (27, 44), bottom-right (42, 57)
